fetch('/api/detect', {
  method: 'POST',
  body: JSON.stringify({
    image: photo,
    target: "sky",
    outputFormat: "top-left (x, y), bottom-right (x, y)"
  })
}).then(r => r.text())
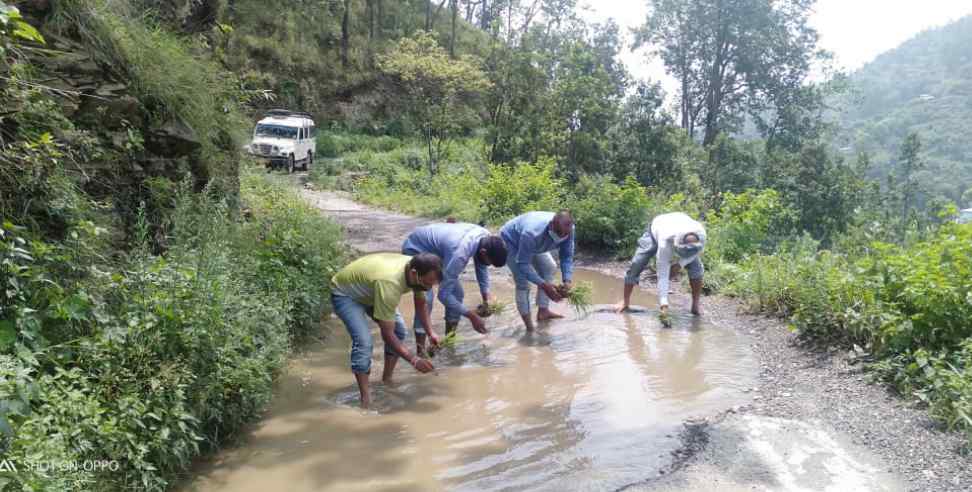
top-left (582, 0), bottom-right (972, 99)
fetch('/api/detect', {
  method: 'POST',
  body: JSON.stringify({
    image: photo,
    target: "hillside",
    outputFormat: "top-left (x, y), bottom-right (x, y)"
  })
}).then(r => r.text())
top-left (218, 0), bottom-right (490, 128)
top-left (834, 14), bottom-right (972, 205)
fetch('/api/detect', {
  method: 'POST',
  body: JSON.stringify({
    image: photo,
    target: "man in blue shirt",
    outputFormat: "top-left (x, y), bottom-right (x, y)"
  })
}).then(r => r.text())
top-left (500, 210), bottom-right (575, 331)
top-left (402, 222), bottom-right (509, 356)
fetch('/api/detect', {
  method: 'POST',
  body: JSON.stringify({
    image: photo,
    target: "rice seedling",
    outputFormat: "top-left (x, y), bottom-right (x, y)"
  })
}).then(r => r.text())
top-left (559, 282), bottom-right (593, 316)
top-left (477, 300), bottom-right (508, 317)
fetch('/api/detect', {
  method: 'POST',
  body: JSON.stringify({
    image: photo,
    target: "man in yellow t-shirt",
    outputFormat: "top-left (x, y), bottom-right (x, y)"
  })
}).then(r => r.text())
top-left (331, 252), bottom-right (443, 409)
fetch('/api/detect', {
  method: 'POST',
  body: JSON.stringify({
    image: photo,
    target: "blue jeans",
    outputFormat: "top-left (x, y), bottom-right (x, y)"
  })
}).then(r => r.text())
top-left (507, 252), bottom-right (557, 315)
top-left (331, 293), bottom-right (407, 373)
top-left (413, 285), bottom-right (464, 335)
top-left (624, 229), bottom-right (704, 285)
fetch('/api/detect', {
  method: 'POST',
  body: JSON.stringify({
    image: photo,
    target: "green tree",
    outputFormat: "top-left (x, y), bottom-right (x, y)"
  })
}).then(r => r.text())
top-left (378, 31), bottom-right (491, 175)
top-left (605, 81), bottom-right (683, 187)
top-left (637, 0), bottom-right (826, 146)
top-left (482, 9), bottom-right (626, 177)
top-left (888, 132), bottom-right (926, 231)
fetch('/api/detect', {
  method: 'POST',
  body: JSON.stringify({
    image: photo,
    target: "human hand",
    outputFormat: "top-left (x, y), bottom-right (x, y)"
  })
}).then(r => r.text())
top-left (427, 331), bottom-right (441, 349)
top-left (541, 283), bottom-right (564, 302)
top-left (469, 313), bottom-right (488, 334)
top-left (412, 358), bottom-right (435, 373)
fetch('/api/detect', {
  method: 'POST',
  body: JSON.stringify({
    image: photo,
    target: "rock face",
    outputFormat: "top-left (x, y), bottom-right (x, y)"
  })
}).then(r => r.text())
top-left (146, 0), bottom-right (222, 33)
top-left (145, 118), bottom-right (202, 158)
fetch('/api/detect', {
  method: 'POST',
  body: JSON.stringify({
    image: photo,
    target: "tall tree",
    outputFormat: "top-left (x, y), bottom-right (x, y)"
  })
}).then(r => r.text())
top-left (426, 0), bottom-right (448, 31)
top-left (340, 0), bottom-right (351, 67)
top-left (365, 0), bottom-right (375, 39)
top-left (894, 132), bottom-right (926, 226)
top-left (450, 0), bottom-right (459, 58)
top-left (637, 0), bottom-right (825, 146)
top-left (379, 32), bottom-right (492, 175)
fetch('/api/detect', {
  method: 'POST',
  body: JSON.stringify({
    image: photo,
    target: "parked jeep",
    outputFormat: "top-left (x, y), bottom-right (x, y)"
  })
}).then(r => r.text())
top-left (247, 109), bottom-right (316, 173)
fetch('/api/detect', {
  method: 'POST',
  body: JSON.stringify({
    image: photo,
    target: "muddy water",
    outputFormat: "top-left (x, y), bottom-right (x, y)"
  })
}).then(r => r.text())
top-left (184, 269), bottom-right (757, 492)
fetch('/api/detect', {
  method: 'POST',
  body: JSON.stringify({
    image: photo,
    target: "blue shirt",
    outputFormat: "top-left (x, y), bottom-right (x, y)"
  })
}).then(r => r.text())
top-left (499, 212), bottom-right (575, 286)
top-left (401, 223), bottom-right (491, 316)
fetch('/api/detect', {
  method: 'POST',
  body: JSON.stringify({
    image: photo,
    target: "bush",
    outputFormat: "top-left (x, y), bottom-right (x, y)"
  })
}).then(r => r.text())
top-left (572, 175), bottom-right (653, 254)
top-left (479, 158), bottom-right (566, 225)
top-left (0, 169), bottom-right (346, 491)
top-left (724, 222), bottom-right (972, 445)
top-left (706, 189), bottom-right (794, 264)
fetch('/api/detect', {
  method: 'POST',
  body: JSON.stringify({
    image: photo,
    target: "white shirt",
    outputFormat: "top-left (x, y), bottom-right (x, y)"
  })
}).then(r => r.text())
top-left (650, 212), bottom-right (706, 306)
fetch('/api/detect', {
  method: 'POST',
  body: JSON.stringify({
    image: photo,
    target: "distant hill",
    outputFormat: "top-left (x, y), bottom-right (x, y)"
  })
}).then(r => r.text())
top-left (833, 15), bottom-right (972, 205)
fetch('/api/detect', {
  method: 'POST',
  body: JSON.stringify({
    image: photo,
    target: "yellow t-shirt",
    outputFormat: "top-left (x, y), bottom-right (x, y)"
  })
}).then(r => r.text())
top-left (331, 253), bottom-right (418, 321)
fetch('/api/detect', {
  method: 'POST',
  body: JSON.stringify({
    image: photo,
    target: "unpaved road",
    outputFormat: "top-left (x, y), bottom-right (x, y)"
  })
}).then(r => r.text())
top-left (300, 185), bottom-right (971, 492)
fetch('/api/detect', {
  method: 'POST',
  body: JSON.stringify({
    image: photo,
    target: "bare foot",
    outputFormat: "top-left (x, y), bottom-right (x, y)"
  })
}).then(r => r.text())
top-left (537, 308), bottom-right (563, 321)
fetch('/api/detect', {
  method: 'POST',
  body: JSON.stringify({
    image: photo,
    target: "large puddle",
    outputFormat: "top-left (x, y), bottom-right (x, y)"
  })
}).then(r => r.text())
top-left (183, 269), bottom-right (757, 491)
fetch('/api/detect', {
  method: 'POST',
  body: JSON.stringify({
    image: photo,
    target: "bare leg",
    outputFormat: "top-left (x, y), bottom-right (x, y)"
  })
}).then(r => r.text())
top-left (537, 308), bottom-right (563, 321)
top-left (690, 278), bottom-right (703, 316)
top-left (382, 353), bottom-right (399, 384)
top-left (445, 321), bottom-right (459, 337)
top-left (354, 371), bottom-right (371, 409)
top-left (521, 313), bottom-right (536, 332)
top-left (615, 283), bottom-right (636, 312)
top-left (415, 333), bottom-right (428, 358)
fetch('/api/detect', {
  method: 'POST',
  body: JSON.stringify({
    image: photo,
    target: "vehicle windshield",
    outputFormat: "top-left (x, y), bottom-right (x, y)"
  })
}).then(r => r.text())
top-left (255, 124), bottom-right (298, 139)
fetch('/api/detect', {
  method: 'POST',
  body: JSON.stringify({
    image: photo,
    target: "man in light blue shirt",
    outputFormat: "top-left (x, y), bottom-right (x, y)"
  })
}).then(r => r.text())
top-left (500, 210), bottom-right (575, 331)
top-left (402, 222), bottom-right (509, 356)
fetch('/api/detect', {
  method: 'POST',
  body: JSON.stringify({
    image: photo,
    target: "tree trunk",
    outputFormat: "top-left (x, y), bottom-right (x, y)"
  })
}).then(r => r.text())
top-left (480, 0), bottom-right (489, 30)
top-left (702, 0), bottom-right (731, 146)
top-left (341, 0), bottom-right (351, 68)
top-left (366, 0), bottom-right (374, 40)
top-left (376, 0), bottom-right (384, 38)
top-left (426, 0), bottom-right (433, 30)
top-left (450, 0), bottom-right (458, 58)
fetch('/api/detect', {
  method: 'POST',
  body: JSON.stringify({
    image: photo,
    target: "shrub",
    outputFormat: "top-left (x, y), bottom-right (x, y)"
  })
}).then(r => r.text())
top-left (0, 169), bottom-right (346, 491)
top-left (706, 189), bottom-right (794, 264)
top-left (479, 157), bottom-right (566, 225)
top-left (572, 175), bottom-right (653, 254)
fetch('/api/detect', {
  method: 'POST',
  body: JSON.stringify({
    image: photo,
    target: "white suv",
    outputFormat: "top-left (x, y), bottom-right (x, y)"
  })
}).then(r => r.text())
top-left (248, 110), bottom-right (316, 173)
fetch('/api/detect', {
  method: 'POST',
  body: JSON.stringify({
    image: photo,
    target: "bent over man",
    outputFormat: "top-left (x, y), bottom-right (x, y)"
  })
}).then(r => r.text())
top-left (616, 212), bottom-right (706, 316)
top-left (500, 210), bottom-right (575, 331)
top-left (402, 222), bottom-right (508, 356)
top-left (331, 252), bottom-right (443, 408)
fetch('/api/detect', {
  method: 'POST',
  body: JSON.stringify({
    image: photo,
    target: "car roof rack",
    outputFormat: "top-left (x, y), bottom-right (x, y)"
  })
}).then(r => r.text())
top-left (264, 109), bottom-right (314, 120)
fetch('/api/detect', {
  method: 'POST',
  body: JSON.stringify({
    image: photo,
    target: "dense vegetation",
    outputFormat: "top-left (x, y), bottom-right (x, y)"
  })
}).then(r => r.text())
top-left (833, 14), bottom-right (972, 208)
top-left (1, 1), bottom-right (345, 490)
top-left (2, 0), bottom-right (972, 489)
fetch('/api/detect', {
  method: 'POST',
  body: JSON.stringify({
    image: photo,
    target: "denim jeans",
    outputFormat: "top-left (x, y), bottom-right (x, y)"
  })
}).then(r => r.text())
top-left (413, 285), bottom-right (464, 335)
top-left (331, 293), bottom-right (407, 373)
top-left (624, 229), bottom-right (704, 285)
top-left (507, 252), bottom-right (557, 315)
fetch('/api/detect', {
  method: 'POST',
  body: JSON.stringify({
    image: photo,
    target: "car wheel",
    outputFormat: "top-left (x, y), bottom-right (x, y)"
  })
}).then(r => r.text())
top-left (305, 152), bottom-right (313, 171)
top-left (287, 155), bottom-right (295, 174)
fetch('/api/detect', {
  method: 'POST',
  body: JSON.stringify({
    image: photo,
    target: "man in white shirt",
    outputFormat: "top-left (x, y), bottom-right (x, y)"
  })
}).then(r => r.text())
top-left (615, 212), bottom-right (706, 316)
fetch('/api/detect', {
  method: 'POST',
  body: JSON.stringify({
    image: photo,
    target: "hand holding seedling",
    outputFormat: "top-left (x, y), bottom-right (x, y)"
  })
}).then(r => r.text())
top-left (541, 282), bottom-right (565, 302)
